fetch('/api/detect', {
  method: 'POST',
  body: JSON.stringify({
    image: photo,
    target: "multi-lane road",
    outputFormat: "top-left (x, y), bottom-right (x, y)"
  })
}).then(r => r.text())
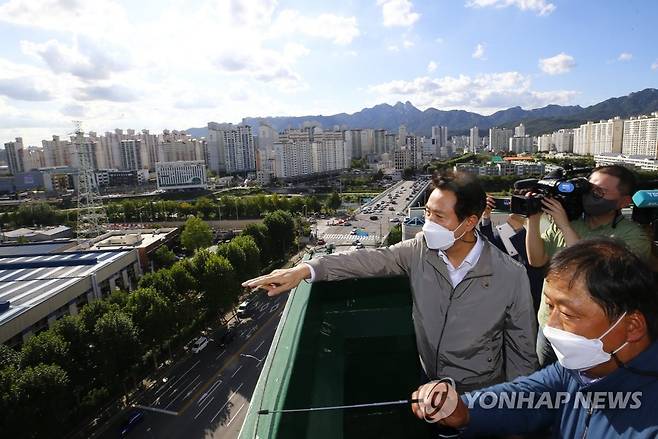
top-left (99, 292), bottom-right (288, 439)
top-left (315, 179), bottom-right (430, 247)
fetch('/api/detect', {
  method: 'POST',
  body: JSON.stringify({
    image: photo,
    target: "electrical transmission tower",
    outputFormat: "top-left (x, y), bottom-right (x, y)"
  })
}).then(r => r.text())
top-left (73, 121), bottom-right (107, 241)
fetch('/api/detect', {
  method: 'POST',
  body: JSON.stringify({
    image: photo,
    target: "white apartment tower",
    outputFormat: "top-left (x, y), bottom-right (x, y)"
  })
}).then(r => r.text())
top-left (622, 113), bottom-right (658, 158)
top-left (488, 127), bottom-right (513, 151)
top-left (469, 127), bottom-right (480, 153)
top-left (573, 118), bottom-right (623, 156)
top-left (4, 137), bottom-right (25, 175)
top-left (120, 139), bottom-right (143, 170)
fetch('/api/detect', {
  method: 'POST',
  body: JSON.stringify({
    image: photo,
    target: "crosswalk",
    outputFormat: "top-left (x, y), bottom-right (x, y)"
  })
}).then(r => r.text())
top-left (321, 233), bottom-right (378, 242)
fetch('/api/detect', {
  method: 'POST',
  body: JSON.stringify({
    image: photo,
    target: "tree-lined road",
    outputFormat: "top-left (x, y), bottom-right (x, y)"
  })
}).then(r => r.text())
top-left (99, 292), bottom-right (288, 439)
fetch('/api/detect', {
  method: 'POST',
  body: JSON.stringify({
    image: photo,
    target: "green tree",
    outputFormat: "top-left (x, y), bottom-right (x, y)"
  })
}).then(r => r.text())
top-left (14, 202), bottom-right (59, 227)
top-left (195, 197), bottom-right (215, 219)
top-left (12, 364), bottom-right (72, 438)
top-left (263, 210), bottom-right (295, 259)
top-left (78, 299), bottom-right (119, 333)
top-left (125, 288), bottom-right (174, 347)
top-left (0, 344), bottom-right (20, 369)
top-left (169, 260), bottom-right (198, 296)
top-left (139, 269), bottom-right (176, 300)
top-left (325, 192), bottom-right (342, 210)
top-left (51, 316), bottom-right (94, 394)
top-left (216, 241), bottom-right (247, 281)
top-left (386, 224), bottom-right (402, 246)
top-left (20, 330), bottom-right (70, 369)
top-left (200, 254), bottom-right (238, 314)
top-left (230, 235), bottom-right (261, 280)
top-left (93, 311), bottom-right (141, 388)
top-left (152, 246), bottom-right (177, 269)
top-left (242, 223), bottom-right (272, 264)
top-left (181, 216), bottom-right (213, 253)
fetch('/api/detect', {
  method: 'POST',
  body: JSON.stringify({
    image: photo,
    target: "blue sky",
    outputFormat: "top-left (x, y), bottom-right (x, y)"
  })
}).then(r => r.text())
top-left (0, 0), bottom-right (657, 146)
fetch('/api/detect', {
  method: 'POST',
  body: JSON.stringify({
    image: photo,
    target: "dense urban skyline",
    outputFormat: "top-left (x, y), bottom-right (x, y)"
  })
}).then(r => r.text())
top-left (1, 0), bottom-right (658, 147)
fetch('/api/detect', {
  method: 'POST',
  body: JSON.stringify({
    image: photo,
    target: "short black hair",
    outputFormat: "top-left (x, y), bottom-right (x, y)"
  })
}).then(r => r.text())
top-left (431, 171), bottom-right (486, 221)
top-left (591, 165), bottom-right (637, 196)
top-left (547, 238), bottom-right (658, 340)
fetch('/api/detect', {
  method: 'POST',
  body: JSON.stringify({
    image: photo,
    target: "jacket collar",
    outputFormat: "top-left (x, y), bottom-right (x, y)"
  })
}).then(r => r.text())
top-left (423, 232), bottom-right (494, 285)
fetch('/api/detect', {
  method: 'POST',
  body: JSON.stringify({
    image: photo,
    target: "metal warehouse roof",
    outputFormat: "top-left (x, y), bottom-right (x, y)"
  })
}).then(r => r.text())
top-left (0, 250), bottom-right (132, 327)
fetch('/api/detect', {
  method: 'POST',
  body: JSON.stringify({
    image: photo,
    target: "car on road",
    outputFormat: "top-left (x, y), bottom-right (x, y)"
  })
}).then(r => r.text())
top-left (388, 207), bottom-right (395, 211)
top-left (352, 239), bottom-right (361, 246)
top-left (343, 222), bottom-right (352, 226)
top-left (237, 300), bottom-right (257, 319)
top-left (389, 217), bottom-right (401, 223)
top-left (191, 336), bottom-right (209, 354)
top-left (317, 238), bottom-right (326, 245)
top-left (119, 410), bottom-right (144, 437)
top-left (369, 215), bottom-right (378, 220)
top-left (355, 243), bottom-right (365, 249)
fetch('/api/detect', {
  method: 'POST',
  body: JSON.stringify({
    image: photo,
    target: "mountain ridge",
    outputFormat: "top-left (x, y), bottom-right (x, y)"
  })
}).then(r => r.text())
top-left (186, 88), bottom-right (658, 139)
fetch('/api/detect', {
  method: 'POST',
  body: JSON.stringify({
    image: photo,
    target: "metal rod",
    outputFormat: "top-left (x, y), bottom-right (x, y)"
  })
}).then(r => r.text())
top-left (258, 398), bottom-right (420, 415)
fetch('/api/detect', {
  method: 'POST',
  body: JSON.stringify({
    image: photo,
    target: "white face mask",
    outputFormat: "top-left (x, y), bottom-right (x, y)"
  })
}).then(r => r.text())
top-left (422, 218), bottom-right (467, 251)
top-left (543, 312), bottom-right (628, 371)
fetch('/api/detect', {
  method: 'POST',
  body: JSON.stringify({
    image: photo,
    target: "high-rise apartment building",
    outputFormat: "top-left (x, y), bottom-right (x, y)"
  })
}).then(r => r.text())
top-left (120, 140), bottom-right (143, 170)
top-left (4, 137), bottom-right (25, 175)
top-left (573, 118), bottom-right (623, 155)
top-left (469, 127), bottom-right (480, 153)
top-left (488, 127), bottom-right (513, 151)
top-left (622, 113), bottom-right (658, 158)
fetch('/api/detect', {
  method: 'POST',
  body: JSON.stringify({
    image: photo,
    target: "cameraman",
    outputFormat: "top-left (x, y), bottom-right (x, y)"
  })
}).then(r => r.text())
top-left (526, 165), bottom-right (651, 365)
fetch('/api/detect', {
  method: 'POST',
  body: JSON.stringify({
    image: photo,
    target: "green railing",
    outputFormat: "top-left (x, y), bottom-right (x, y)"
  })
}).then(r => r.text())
top-left (239, 264), bottom-right (432, 439)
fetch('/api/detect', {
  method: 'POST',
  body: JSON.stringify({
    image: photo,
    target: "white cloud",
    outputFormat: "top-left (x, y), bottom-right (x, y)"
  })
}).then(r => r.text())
top-left (427, 61), bottom-right (438, 73)
top-left (21, 38), bottom-right (130, 80)
top-left (435, 37), bottom-right (444, 44)
top-left (651, 60), bottom-right (658, 71)
top-left (539, 53), bottom-right (576, 75)
top-left (214, 43), bottom-right (310, 90)
top-left (617, 52), bottom-right (633, 62)
top-left (369, 71), bottom-right (578, 114)
top-left (377, 0), bottom-right (420, 27)
top-left (387, 45), bottom-right (400, 52)
top-left (0, 0), bottom-right (130, 34)
top-left (271, 10), bottom-right (360, 45)
top-left (403, 39), bottom-right (414, 49)
top-left (75, 84), bottom-right (138, 102)
top-left (466, 0), bottom-right (555, 16)
top-left (472, 43), bottom-right (486, 60)
top-left (0, 77), bottom-right (53, 101)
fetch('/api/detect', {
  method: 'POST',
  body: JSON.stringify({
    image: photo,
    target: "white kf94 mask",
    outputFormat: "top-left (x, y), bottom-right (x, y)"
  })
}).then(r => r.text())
top-left (422, 219), bottom-right (466, 251)
top-left (542, 312), bottom-right (628, 371)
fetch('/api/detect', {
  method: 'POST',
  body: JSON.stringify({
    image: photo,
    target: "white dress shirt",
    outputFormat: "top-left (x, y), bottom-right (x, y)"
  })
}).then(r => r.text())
top-left (437, 234), bottom-right (484, 288)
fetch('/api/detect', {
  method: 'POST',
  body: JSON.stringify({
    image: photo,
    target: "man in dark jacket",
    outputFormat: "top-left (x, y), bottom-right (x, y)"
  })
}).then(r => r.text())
top-left (479, 196), bottom-right (544, 314)
top-left (411, 238), bottom-right (658, 438)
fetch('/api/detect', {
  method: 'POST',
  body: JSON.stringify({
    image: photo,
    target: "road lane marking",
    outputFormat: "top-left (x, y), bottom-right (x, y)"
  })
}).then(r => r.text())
top-left (194, 396), bottom-right (215, 420)
top-left (269, 303), bottom-right (280, 313)
top-left (210, 383), bottom-right (244, 424)
top-left (184, 380), bottom-right (202, 401)
top-left (165, 374), bottom-right (200, 409)
top-left (231, 365), bottom-right (243, 378)
top-left (158, 360), bottom-right (200, 401)
top-left (134, 405), bottom-right (178, 416)
top-left (198, 379), bottom-right (223, 405)
top-left (215, 350), bottom-right (225, 361)
top-left (177, 308), bottom-right (284, 415)
top-left (225, 403), bottom-right (246, 427)
top-left (254, 341), bottom-right (265, 352)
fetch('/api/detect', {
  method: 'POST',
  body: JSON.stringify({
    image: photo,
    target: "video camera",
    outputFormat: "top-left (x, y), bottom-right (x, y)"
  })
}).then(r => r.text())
top-left (632, 180), bottom-right (658, 241)
top-left (510, 167), bottom-right (592, 221)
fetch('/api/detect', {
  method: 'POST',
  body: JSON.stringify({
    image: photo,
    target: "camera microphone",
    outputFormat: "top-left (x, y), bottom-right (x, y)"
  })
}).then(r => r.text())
top-left (633, 190), bottom-right (658, 208)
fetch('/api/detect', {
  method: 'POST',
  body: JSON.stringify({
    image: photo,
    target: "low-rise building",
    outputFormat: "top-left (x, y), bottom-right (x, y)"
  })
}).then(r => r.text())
top-left (0, 247), bottom-right (141, 347)
top-left (156, 160), bottom-right (207, 190)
